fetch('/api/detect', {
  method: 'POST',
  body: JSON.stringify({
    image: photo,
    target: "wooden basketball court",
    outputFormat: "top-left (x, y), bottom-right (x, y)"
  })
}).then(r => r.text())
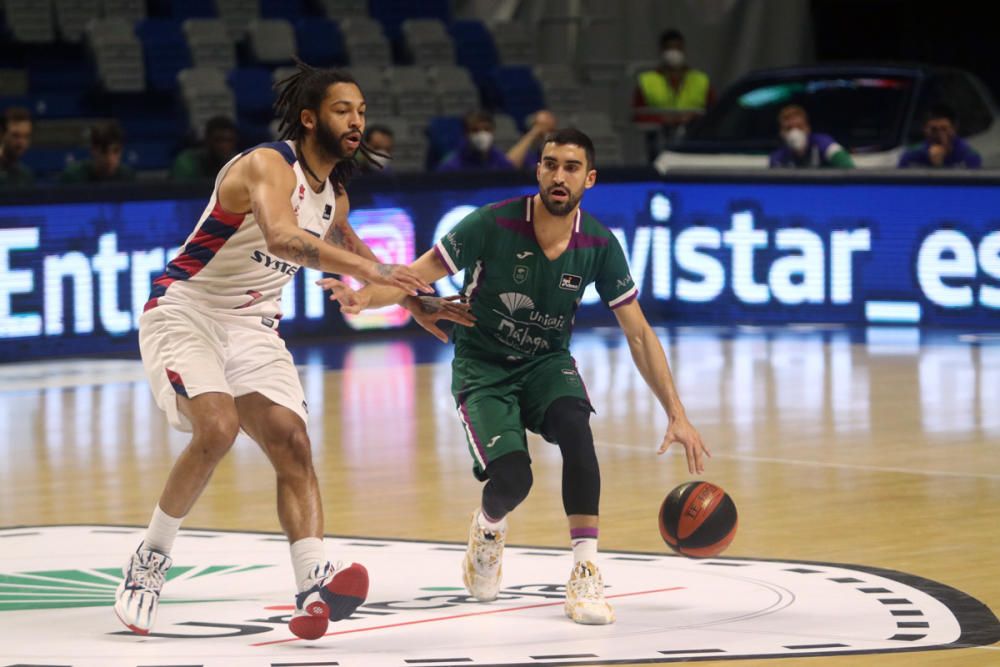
top-left (1, 325), bottom-right (998, 666)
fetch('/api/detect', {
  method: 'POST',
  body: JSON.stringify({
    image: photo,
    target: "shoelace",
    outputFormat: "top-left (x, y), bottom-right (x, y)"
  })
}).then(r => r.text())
top-left (129, 555), bottom-right (168, 591)
top-left (571, 566), bottom-right (603, 600)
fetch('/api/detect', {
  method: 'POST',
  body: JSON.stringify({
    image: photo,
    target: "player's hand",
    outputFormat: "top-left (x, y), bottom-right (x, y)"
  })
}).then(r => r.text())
top-left (658, 415), bottom-right (710, 474)
top-left (405, 295), bottom-right (476, 343)
top-left (361, 261), bottom-right (433, 295)
top-left (316, 277), bottom-right (369, 313)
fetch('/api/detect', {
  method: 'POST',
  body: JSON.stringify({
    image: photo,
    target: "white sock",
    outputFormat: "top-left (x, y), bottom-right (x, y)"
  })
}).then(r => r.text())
top-left (290, 537), bottom-right (326, 592)
top-left (143, 505), bottom-right (184, 555)
top-left (571, 537), bottom-right (598, 564)
top-left (477, 509), bottom-right (507, 534)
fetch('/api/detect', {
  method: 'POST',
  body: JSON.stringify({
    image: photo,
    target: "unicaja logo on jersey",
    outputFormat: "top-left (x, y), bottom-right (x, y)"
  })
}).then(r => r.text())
top-left (499, 292), bottom-right (535, 316)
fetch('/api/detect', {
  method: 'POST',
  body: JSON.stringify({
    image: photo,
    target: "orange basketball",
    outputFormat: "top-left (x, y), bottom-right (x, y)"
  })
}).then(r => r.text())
top-left (659, 481), bottom-right (738, 558)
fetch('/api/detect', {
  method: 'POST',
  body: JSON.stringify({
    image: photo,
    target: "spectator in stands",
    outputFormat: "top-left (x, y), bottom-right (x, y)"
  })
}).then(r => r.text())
top-left (769, 105), bottom-right (854, 169)
top-left (0, 107), bottom-right (34, 186)
top-left (898, 104), bottom-right (982, 169)
top-left (505, 109), bottom-right (557, 170)
top-left (633, 30), bottom-right (715, 138)
top-left (170, 116), bottom-right (240, 182)
top-left (436, 110), bottom-right (514, 172)
top-left (357, 124), bottom-right (394, 174)
top-left (61, 121), bottom-right (135, 183)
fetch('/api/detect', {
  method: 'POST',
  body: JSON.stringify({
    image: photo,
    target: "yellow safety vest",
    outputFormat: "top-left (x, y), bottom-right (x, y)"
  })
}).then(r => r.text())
top-left (638, 69), bottom-right (710, 110)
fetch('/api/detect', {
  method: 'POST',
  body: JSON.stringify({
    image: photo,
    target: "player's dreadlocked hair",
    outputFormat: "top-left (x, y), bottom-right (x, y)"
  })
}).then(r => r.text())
top-left (273, 58), bottom-right (386, 195)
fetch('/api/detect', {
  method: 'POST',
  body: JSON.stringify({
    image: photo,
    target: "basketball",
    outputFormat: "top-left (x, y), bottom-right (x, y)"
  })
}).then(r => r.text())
top-left (658, 481), bottom-right (738, 558)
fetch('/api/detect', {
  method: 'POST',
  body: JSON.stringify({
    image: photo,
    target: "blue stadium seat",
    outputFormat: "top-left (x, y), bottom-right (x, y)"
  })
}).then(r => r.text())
top-left (425, 115), bottom-right (464, 169)
top-left (136, 19), bottom-right (192, 93)
top-left (367, 0), bottom-right (450, 43)
top-left (448, 20), bottom-right (497, 88)
top-left (147, 0), bottom-right (215, 19)
top-left (295, 18), bottom-right (346, 66)
top-left (490, 66), bottom-right (545, 126)
top-left (29, 92), bottom-right (86, 118)
top-left (124, 141), bottom-right (175, 170)
top-left (261, 0), bottom-right (303, 20)
top-left (21, 147), bottom-right (90, 177)
top-left (227, 67), bottom-right (275, 122)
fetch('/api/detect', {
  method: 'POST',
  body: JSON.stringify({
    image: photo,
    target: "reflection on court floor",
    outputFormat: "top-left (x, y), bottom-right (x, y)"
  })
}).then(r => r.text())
top-left (1, 325), bottom-right (998, 666)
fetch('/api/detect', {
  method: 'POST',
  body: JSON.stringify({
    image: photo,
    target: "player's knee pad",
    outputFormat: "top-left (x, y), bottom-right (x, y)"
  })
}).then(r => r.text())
top-left (482, 451), bottom-right (533, 516)
top-left (543, 397), bottom-right (601, 516)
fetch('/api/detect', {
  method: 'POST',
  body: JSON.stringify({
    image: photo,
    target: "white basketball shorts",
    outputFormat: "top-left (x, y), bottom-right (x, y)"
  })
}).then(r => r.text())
top-left (138, 304), bottom-right (307, 432)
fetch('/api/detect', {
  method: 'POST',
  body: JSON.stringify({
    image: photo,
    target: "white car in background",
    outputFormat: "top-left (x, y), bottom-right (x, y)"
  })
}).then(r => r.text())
top-left (653, 63), bottom-right (1000, 171)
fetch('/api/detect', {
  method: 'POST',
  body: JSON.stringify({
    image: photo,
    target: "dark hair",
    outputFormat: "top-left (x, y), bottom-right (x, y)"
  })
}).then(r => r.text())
top-left (1, 106), bottom-right (31, 132)
top-left (463, 109), bottom-right (495, 132)
top-left (926, 103), bottom-right (957, 125)
top-left (364, 124), bottom-right (393, 141)
top-left (659, 28), bottom-right (684, 47)
top-left (542, 127), bottom-right (596, 169)
top-left (90, 121), bottom-right (124, 150)
top-left (273, 58), bottom-right (385, 194)
top-left (205, 115), bottom-right (237, 137)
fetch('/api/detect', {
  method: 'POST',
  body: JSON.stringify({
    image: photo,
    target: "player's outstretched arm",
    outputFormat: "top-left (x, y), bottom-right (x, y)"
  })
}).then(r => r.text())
top-left (316, 247), bottom-right (474, 342)
top-left (613, 300), bottom-right (710, 474)
top-left (241, 150), bottom-right (431, 295)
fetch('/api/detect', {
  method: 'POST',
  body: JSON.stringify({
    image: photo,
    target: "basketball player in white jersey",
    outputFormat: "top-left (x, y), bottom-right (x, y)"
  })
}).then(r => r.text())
top-left (113, 61), bottom-right (468, 640)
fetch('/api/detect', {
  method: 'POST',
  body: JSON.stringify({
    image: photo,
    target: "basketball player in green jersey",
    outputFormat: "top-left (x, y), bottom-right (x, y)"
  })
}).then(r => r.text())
top-left (320, 128), bottom-right (709, 624)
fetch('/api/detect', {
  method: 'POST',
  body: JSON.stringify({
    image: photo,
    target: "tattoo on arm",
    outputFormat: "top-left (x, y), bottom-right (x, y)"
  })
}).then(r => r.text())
top-left (287, 235), bottom-right (321, 269)
top-left (376, 263), bottom-right (394, 277)
top-left (325, 223), bottom-right (354, 251)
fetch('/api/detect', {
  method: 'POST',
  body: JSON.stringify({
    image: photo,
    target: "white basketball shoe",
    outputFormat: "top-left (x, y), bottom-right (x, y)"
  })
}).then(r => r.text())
top-left (289, 561), bottom-right (369, 640)
top-left (564, 560), bottom-right (615, 625)
top-left (462, 511), bottom-right (505, 601)
top-left (113, 545), bottom-right (173, 635)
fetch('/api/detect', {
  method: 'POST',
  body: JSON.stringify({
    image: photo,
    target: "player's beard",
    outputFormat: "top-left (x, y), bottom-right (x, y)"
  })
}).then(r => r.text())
top-left (315, 119), bottom-right (358, 161)
top-left (539, 185), bottom-right (582, 217)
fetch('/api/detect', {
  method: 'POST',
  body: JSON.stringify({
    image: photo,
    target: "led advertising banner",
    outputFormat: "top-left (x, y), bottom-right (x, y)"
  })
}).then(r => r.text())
top-left (1, 177), bottom-right (998, 360)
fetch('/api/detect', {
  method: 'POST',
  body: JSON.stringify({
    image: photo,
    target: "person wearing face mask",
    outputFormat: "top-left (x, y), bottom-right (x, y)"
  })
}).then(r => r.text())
top-left (898, 104), bottom-right (981, 169)
top-left (436, 110), bottom-right (515, 172)
top-left (632, 29), bottom-right (716, 131)
top-left (356, 124), bottom-right (394, 174)
top-left (769, 105), bottom-right (854, 169)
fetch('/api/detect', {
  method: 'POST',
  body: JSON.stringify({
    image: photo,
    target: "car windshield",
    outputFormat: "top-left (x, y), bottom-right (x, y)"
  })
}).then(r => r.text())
top-left (685, 74), bottom-right (916, 153)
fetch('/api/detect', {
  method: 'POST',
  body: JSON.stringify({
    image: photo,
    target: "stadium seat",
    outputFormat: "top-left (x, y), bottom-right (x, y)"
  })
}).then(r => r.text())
top-left (348, 65), bottom-right (393, 118)
top-left (318, 0), bottom-right (368, 20)
top-left (425, 115), bottom-right (463, 169)
top-left (182, 18), bottom-right (236, 71)
top-left (124, 141), bottom-right (174, 171)
top-left (447, 20), bottom-right (498, 88)
top-left (227, 67), bottom-right (275, 122)
top-left (165, 0), bottom-right (215, 20)
top-left (214, 0), bottom-right (259, 41)
top-left (178, 67), bottom-right (236, 135)
top-left (21, 147), bottom-right (89, 177)
top-left (54, 0), bottom-right (100, 43)
top-left (340, 17), bottom-right (392, 67)
top-left (429, 65), bottom-right (480, 115)
top-left (86, 17), bottom-right (145, 92)
top-left (491, 66), bottom-right (545, 126)
top-left (368, 0), bottom-right (450, 43)
top-left (401, 18), bottom-right (455, 66)
top-left (533, 64), bottom-right (584, 114)
top-left (5, 0), bottom-right (56, 43)
top-left (492, 112), bottom-right (521, 150)
top-left (389, 66), bottom-right (438, 122)
top-left (246, 18), bottom-right (296, 66)
top-left (99, 0), bottom-right (144, 22)
top-left (136, 19), bottom-right (192, 92)
top-left (294, 18), bottom-right (346, 66)
top-left (260, 0), bottom-right (302, 20)
top-left (488, 21), bottom-right (536, 66)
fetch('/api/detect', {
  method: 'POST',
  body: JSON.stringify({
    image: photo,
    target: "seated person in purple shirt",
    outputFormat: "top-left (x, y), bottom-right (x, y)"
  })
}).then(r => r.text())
top-left (898, 104), bottom-right (982, 169)
top-left (436, 110), bottom-right (515, 172)
top-left (769, 105), bottom-right (854, 169)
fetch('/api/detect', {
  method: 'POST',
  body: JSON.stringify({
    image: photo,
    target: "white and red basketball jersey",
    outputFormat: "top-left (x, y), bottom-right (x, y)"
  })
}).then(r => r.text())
top-left (144, 140), bottom-right (337, 322)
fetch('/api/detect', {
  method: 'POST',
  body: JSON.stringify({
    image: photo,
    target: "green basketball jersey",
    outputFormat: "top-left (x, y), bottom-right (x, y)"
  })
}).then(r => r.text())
top-left (434, 195), bottom-right (638, 362)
